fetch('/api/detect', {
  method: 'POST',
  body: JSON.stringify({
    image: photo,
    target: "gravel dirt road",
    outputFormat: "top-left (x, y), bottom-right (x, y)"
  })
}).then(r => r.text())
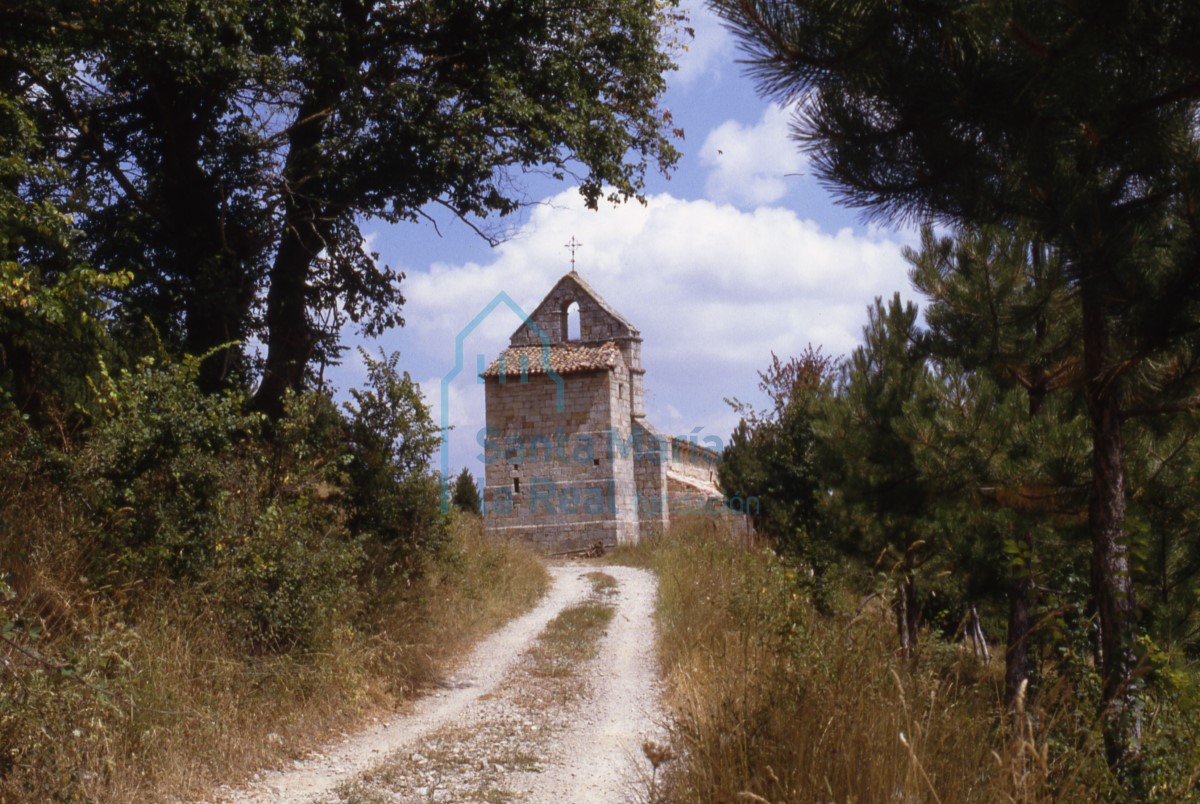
top-left (214, 564), bottom-right (665, 803)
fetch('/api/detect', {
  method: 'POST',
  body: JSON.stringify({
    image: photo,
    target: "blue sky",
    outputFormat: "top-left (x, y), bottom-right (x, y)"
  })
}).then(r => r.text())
top-left (328, 5), bottom-right (921, 479)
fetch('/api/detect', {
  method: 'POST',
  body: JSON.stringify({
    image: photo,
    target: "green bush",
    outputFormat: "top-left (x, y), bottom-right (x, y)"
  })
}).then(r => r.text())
top-left (217, 390), bottom-right (365, 651)
top-left (210, 494), bottom-right (361, 652)
top-left (76, 352), bottom-right (260, 580)
top-left (72, 355), bottom-right (368, 651)
top-left (343, 349), bottom-right (445, 573)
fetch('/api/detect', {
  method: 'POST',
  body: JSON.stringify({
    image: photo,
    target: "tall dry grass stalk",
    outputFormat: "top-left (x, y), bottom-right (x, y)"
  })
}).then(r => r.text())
top-left (0, 506), bottom-right (546, 802)
top-left (619, 521), bottom-right (1113, 803)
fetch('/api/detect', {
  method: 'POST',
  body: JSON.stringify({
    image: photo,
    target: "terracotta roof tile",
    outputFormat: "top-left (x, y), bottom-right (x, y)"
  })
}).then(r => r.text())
top-left (481, 342), bottom-right (622, 377)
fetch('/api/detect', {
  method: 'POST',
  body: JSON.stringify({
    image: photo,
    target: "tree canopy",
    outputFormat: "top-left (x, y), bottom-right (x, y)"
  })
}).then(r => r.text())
top-left (1, 0), bottom-right (682, 413)
top-left (712, 0), bottom-right (1200, 774)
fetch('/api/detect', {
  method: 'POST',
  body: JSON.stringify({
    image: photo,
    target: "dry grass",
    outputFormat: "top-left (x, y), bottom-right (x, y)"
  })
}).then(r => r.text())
top-left (526, 586), bottom-right (615, 684)
top-left (366, 515), bottom-right (554, 692)
top-left (0, 508), bottom-right (547, 802)
top-left (613, 521), bottom-right (1118, 803)
top-left (585, 571), bottom-right (619, 594)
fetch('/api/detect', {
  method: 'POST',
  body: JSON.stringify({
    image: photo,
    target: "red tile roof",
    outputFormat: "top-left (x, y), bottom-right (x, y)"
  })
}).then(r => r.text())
top-left (481, 342), bottom-right (621, 377)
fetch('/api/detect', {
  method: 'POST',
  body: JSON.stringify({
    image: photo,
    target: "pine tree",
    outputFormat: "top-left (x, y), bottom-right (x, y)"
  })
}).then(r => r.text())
top-left (451, 468), bottom-right (482, 515)
top-left (711, 0), bottom-right (1200, 768)
top-left (904, 226), bottom-right (1090, 709)
top-left (821, 294), bottom-right (932, 656)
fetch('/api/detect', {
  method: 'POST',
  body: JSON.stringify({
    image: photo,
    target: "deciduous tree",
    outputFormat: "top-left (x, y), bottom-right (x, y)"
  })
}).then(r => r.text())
top-left (1, 0), bottom-right (683, 413)
top-left (720, 347), bottom-right (837, 602)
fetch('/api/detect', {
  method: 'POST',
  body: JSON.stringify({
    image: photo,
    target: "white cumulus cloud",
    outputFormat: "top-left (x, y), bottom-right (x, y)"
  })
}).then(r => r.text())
top-left (701, 103), bottom-right (805, 206)
top-left (367, 188), bottom-right (916, 476)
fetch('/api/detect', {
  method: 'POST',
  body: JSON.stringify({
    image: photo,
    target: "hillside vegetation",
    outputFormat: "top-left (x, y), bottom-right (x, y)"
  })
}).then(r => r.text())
top-left (710, 1), bottom-right (1200, 789)
top-left (0, 1), bottom-right (685, 799)
top-left (0, 354), bottom-right (546, 800)
top-left (615, 520), bottom-right (1198, 802)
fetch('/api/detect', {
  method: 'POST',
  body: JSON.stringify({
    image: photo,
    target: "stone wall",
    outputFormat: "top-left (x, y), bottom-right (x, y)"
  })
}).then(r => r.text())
top-left (482, 364), bottom-right (639, 551)
top-left (632, 421), bottom-right (669, 538)
top-left (510, 273), bottom-right (638, 347)
top-left (619, 339), bottom-right (646, 419)
top-left (669, 437), bottom-right (721, 491)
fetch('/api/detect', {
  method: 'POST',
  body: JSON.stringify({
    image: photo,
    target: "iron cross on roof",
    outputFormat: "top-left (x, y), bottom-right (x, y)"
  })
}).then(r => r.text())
top-left (564, 236), bottom-right (582, 271)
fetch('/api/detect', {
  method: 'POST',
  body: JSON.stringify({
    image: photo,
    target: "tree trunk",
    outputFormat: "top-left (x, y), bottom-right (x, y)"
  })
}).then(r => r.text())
top-left (1081, 281), bottom-right (1141, 771)
top-left (185, 267), bottom-right (253, 392)
top-left (152, 79), bottom-right (253, 392)
top-left (255, 227), bottom-right (321, 418)
top-left (896, 567), bottom-right (919, 659)
top-left (1004, 530), bottom-right (1033, 713)
top-left (252, 93), bottom-right (333, 419)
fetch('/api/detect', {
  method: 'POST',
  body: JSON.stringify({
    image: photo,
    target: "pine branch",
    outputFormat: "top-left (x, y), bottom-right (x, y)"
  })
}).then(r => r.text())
top-left (1122, 395), bottom-right (1200, 420)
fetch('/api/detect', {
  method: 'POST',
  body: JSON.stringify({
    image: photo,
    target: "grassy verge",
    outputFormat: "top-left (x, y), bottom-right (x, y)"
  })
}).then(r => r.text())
top-left (523, 573), bottom-right (616, 690)
top-left (614, 521), bottom-right (1121, 803)
top-left (0, 512), bottom-right (547, 802)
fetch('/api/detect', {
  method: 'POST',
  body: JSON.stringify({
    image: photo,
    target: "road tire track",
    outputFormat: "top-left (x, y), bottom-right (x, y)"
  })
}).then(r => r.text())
top-left (216, 564), bottom-right (664, 804)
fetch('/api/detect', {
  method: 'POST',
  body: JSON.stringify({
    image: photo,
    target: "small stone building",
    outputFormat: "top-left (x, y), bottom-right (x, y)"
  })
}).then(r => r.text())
top-left (480, 271), bottom-right (725, 552)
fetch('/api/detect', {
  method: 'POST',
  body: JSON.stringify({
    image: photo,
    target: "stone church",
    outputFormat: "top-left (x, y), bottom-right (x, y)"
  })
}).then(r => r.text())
top-left (480, 271), bottom-right (725, 552)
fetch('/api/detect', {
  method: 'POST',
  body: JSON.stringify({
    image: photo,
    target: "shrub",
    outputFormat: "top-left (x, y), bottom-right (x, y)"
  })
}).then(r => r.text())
top-left (73, 355), bottom-right (366, 651)
top-left (209, 493), bottom-right (361, 652)
top-left (0, 341), bottom-right (471, 797)
top-left (77, 352), bottom-right (260, 581)
top-left (342, 349), bottom-right (445, 574)
top-left (0, 439), bottom-right (547, 801)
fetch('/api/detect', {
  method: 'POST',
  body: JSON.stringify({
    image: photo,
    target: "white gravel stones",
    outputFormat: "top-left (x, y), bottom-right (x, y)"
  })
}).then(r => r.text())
top-left (214, 564), bottom-right (664, 804)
